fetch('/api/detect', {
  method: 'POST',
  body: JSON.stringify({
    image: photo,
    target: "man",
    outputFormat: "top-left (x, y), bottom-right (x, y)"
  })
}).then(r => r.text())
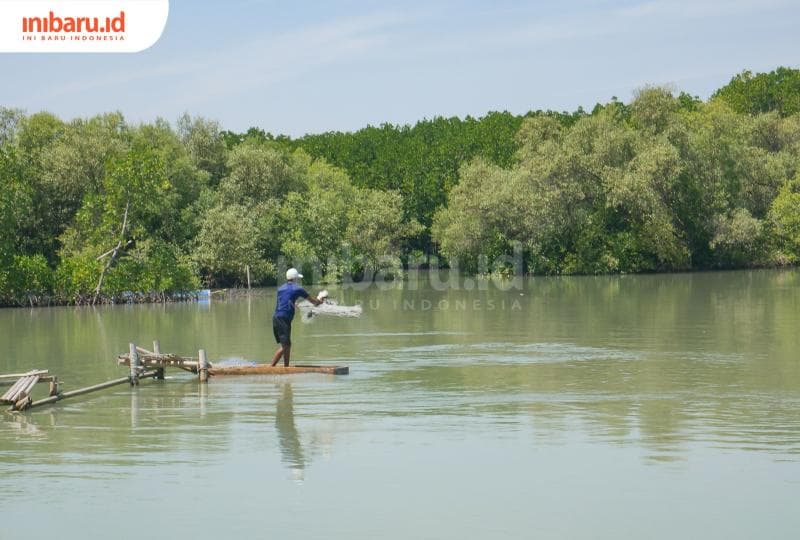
top-left (271, 268), bottom-right (325, 367)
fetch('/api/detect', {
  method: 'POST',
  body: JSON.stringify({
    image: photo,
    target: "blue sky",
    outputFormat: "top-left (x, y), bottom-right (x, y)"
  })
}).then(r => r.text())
top-left (1, 0), bottom-right (798, 136)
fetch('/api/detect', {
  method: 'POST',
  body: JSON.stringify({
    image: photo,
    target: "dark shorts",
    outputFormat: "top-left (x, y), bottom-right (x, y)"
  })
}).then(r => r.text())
top-left (273, 315), bottom-right (292, 346)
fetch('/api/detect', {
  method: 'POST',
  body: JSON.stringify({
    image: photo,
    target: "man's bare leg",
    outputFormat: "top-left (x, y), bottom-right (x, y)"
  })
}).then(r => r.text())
top-left (271, 345), bottom-right (285, 366)
top-left (282, 344), bottom-right (291, 367)
top-left (271, 344), bottom-right (292, 367)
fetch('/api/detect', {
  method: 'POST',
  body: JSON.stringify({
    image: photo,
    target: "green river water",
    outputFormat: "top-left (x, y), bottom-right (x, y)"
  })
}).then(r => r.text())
top-left (1, 270), bottom-right (799, 539)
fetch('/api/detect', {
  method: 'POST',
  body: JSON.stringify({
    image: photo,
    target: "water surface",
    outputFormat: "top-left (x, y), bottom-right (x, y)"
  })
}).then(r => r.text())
top-left (1, 270), bottom-right (799, 539)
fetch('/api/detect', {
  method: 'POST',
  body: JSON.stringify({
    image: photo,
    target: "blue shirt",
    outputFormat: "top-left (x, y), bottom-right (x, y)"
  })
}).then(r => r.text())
top-left (274, 282), bottom-right (309, 321)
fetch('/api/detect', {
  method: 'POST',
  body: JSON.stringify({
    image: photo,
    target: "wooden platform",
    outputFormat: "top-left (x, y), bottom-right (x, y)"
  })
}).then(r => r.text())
top-left (209, 364), bottom-right (349, 376)
top-left (3, 339), bottom-right (349, 413)
top-left (118, 352), bottom-right (199, 373)
top-left (118, 350), bottom-right (349, 377)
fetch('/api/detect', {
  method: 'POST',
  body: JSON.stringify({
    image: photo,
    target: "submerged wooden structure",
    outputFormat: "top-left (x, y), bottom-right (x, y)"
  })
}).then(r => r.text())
top-left (1, 370), bottom-right (59, 411)
top-left (2, 339), bottom-right (348, 412)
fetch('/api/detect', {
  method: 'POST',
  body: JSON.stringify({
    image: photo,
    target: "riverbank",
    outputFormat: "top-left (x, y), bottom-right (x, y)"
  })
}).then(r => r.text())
top-left (3, 264), bottom-right (797, 309)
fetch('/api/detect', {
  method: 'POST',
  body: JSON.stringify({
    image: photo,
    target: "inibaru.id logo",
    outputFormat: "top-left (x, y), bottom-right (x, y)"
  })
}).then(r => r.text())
top-left (1, 1), bottom-right (168, 53)
top-left (22, 11), bottom-right (126, 35)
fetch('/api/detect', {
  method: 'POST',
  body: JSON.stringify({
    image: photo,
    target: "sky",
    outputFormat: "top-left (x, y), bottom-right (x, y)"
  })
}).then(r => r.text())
top-left (1, 0), bottom-right (798, 137)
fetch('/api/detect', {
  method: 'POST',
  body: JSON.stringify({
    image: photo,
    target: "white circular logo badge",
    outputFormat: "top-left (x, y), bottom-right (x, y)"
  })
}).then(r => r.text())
top-left (0, 0), bottom-right (169, 53)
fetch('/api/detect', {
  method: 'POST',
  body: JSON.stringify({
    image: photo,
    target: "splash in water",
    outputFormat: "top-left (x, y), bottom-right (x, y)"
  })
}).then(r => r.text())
top-left (212, 357), bottom-right (258, 367)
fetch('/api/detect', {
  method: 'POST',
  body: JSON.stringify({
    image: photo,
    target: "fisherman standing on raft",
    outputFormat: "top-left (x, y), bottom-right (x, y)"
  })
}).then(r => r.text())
top-left (271, 268), bottom-right (326, 367)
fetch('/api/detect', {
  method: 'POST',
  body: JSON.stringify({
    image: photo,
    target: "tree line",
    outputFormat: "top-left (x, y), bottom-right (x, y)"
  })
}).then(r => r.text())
top-left (1, 67), bottom-right (799, 306)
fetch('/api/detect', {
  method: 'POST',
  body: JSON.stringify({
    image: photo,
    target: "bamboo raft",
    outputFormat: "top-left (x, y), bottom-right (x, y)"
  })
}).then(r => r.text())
top-left (116, 342), bottom-right (349, 377)
top-left (210, 364), bottom-right (349, 376)
top-left (1, 339), bottom-right (348, 412)
top-left (1, 370), bottom-right (59, 411)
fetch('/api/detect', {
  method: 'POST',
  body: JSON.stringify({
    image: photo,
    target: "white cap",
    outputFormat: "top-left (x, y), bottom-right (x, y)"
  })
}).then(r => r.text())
top-left (286, 268), bottom-right (303, 281)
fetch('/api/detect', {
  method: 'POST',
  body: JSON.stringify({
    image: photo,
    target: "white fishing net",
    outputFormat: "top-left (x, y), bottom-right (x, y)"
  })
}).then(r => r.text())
top-left (211, 357), bottom-right (257, 367)
top-left (298, 294), bottom-right (363, 322)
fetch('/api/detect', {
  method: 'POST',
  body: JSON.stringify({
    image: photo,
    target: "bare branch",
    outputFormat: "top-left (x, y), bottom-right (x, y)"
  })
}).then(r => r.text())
top-left (92, 202), bottom-right (131, 305)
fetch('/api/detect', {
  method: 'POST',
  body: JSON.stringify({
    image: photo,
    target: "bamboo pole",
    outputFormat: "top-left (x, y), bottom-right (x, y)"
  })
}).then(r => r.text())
top-left (7, 376), bottom-right (38, 410)
top-left (118, 353), bottom-right (197, 364)
top-left (129, 342), bottom-right (140, 386)
top-left (153, 340), bottom-right (164, 380)
top-left (210, 364), bottom-right (350, 376)
top-left (135, 345), bottom-right (155, 356)
top-left (0, 376), bottom-right (55, 387)
top-left (199, 349), bottom-right (209, 383)
top-left (25, 371), bottom-right (158, 410)
top-left (1, 374), bottom-right (42, 404)
top-left (246, 265), bottom-right (251, 290)
top-left (20, 375), bottom-right (39, 397)
top-left (0, 370), bottom-right (49, 380)
top-left (2, 377), bottom-right (29, 400)
top-left (175, 364), bottom-right (199, 374)
top-left (117, 353), bottom-right (199, 373)
top-left (64, 373), bottom-right (156, 397)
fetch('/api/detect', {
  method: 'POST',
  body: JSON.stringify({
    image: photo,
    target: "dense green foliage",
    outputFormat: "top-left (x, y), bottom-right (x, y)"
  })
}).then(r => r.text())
top-left (714, 67), bottom-right (800, 116)
top-left (224, 110), bottom-right (584, 251)
top-left (433, 87), bottom-right (800, 273)
top-left (0, 111), bottom-right (415, 305)
top-left (1, 67), bottom-right (799, 306)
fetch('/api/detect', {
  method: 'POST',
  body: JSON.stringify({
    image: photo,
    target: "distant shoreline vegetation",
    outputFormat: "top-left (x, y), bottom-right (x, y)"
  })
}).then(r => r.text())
top-left (2, 67), bottom-right (800, 307)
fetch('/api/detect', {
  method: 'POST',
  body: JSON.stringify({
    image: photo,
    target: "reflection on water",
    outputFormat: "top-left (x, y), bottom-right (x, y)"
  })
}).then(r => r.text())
top-left (0, 270), bottom-right (799, 539)
top-left (275, 383), bottom-right (306, 482)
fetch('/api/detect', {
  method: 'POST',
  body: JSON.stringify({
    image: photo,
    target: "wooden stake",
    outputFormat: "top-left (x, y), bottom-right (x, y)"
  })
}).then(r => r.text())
top-left (129, 342), bottom-right (140, 386)
top-left (198, 349), bottom-right (209, 383)
top-left (14, 393), bottom-right (32, 412)
top-left (153, 340), bottom-right (164, 380)
top-left (246, 265), bottom-right (251, 290)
